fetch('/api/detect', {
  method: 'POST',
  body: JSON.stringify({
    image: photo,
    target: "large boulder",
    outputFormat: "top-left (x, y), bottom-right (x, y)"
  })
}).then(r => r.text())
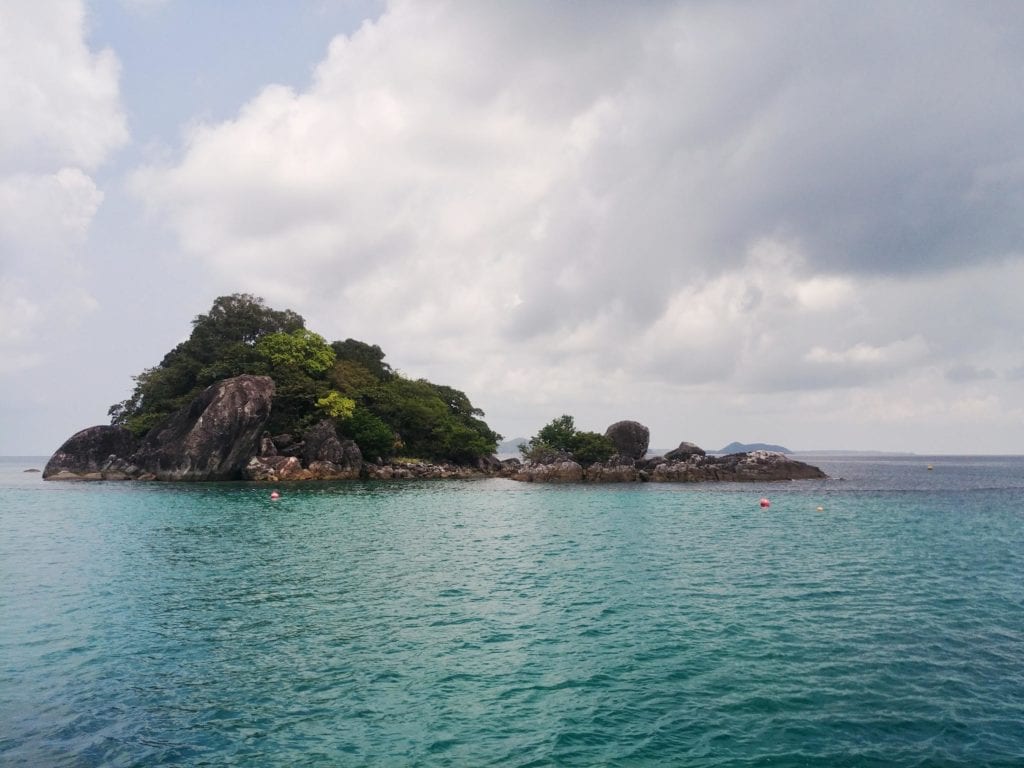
top-left (133, 375), bottom-right (275, 481)
top-left (43, 425), bottom-right (139, 480)
top-left (604, 420), bottom-right (650, 460)
top-left (664, 441), bottom-right (706, 461)
top-left (301, 420), bottom-right (362, 469)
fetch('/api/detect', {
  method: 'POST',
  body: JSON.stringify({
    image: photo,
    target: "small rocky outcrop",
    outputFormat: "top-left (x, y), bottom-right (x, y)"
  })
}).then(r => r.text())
top-left (585, 462), bottom-right (639, 483)
top-left (300, 420), bottom-right (362, 479)
top-left (604, 420), bottom-right (649, 460)
top-left (243, 455), bottom-right (311, 481)
top-left (363, 460), bottom-right (484, 480)
top-left (710, 450), bottom-right (825, 481)
top-left (43, 425), bottom-right (139, 480)
top-left (511, 460), bottom-right (584, 483)
top-left (664, 441), bottom-right (706, 461)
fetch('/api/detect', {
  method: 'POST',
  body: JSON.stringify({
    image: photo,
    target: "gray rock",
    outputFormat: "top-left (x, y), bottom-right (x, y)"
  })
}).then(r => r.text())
top-left (43, 425), bottom-right (138, 480)
top-left (664, 441), bottom-right (706, 461)
top-left (243, 456), bottom-right (310, 481)
top-left (302, 420), bottom-right (345, 465)
top-left (585, 462), bottom-right (638, 482)
top-left (711, 450), bottom-right (826, 481)
top-left (476, 454), bottom-right (502, 472)
top-left (133, 374), bottom-right (275, 481)
top-left (604, 420), bottom-right (649, 460)
top-left (512, 460), bottom-right (584, 483)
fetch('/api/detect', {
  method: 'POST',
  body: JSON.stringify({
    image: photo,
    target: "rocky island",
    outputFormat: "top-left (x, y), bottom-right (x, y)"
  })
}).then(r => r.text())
top-left (45, 294), bottom-right (825, 485)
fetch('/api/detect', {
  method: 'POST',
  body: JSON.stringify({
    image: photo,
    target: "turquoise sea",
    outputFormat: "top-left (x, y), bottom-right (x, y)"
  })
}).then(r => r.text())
top-left (1, 454), bottom-right (1022, 766)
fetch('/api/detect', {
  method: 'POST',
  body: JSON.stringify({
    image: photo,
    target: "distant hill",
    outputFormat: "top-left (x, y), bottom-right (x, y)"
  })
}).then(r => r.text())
top-left (497, 437), bottom-right (528, 454)
top-left (718, 441), bottom-right (791, 454)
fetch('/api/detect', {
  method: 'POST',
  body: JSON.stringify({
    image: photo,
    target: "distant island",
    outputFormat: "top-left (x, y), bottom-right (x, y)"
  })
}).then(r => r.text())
top-left (718, 441), bottom-right (791, 454)
top-left (43, 294), bottom-right (826, 484)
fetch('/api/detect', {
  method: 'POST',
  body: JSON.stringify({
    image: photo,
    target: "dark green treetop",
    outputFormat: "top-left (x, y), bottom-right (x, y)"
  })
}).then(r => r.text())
top-left (110, 294), bottom-right (500, 464)
top-left (521, 414), bottom-right (615, 467)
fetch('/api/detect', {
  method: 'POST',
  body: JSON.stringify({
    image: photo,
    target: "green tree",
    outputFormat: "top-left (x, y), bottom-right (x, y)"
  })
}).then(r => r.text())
top-left (108, 295), bottom-right (501, 464)
top-left (337, 407), bottom-right (396, 462)
top-left (331, 338), bottom-right (393, 380)
top-left (569, 431), bottom-right (615, 466)
top-left (521, 415), bottom-right (614, 467)
top-left (316, 390), bottom-right (356, 420)
top-left (110, 294), bottom-right (305, 435)
top-left (370, 377), bottom-right (499, 462)
top-left (256, 329), bottom-right (335, 376)
top-left (535, 414), bottom-right (577, 452)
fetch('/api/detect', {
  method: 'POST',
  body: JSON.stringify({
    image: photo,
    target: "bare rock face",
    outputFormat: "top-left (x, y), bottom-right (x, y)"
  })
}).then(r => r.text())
top-left (43, 425), bottom-right (139, 480)
top-left (134, 375), bottom-right (275, 481)
top-left (243, 455), bottom-right (311, 481)
top-left (585, 462), bottom-right (639, 482)
top-left (604, 420), bottom-right (650, 460)
top-left (664, 441), bottom-right (706, 461)
top-left (296, 420), bottom-right (362, 479)
top-left (512, 460), bottom-right (584, 483)
top-left (712, 450), bottom-right (826, 481)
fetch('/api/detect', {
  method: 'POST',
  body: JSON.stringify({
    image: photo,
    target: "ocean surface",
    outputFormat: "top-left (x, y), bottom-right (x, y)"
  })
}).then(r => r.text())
top-left (2, 454), bottom-right (1022, 766)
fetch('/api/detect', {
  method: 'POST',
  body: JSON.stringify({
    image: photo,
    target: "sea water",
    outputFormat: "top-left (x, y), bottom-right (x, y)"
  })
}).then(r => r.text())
top-left (1, 455), bottom-right (1022, 766)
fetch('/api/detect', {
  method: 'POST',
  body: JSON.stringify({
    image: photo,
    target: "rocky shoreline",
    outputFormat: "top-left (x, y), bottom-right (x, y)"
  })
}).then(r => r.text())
top-left (44, 374), bottom-right (826, 484)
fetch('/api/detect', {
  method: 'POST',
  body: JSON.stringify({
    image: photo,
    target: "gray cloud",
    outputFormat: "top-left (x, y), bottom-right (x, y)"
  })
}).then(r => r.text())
top-left (116, 0), bottom-right (1024, 451)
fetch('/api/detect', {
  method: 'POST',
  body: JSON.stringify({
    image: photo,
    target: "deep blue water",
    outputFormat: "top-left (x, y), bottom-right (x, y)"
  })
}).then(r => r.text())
top-left (2, 455), bottom-right (1023, 766)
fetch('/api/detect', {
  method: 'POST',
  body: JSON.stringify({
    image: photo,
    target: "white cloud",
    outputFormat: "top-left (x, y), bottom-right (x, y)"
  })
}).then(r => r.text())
top-left (0, 0), bottom-right (126, 374)
top-left (130, 0), bottom-right (1024, 450)
top-left (0, 0), bottom-right (126, 174)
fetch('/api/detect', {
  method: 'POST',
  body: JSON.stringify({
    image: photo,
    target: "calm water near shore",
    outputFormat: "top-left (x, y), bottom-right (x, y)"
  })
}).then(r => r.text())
top-left (2, 455), bottom-right (1023, 766)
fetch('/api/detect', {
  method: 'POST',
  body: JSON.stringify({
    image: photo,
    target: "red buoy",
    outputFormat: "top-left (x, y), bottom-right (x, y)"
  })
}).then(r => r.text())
top-left (759, 497), bottom-right (770, 508)
top-left (270, 491), bottom-right (281, 500)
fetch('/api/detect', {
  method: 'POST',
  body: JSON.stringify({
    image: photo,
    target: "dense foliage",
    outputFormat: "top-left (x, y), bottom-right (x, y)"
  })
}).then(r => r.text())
top-left (520, 414), bottom-right (615, 466)
top-left (110, 294), bottom-right (501, 464)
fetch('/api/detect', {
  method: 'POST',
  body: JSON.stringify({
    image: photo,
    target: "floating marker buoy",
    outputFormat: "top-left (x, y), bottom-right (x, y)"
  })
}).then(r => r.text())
top-left (759, 497), bottom-right (771, 508)
top-left (270, 491), bottom-right (281, 500)
top-left (927, 464), bottom-right (933, 471)
top-left (816, 505), bottom-right (824, 512)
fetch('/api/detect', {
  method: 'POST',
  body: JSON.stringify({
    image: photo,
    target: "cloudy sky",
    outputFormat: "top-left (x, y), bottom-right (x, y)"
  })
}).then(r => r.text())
top-left (3, 0), bottom-right (1024, 456)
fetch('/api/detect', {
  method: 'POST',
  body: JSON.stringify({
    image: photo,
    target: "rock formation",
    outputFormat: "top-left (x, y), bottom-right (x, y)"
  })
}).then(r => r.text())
top-left (664, 441), bottom-right (706, 461)
top-left (45, 401), bottom-right (823, 486)
top-left (604, 420), bottom-right (649, 460)
top-left (132, 375), bottom-right (275, 481)
top-left (511, 459), bottom-right (585, 483)
top-left (45, 375), bottom-right (275, 481)
top-left (43, 425), bottom-right (139, 480)
top-left (509, 422), bottom-right (825, 484)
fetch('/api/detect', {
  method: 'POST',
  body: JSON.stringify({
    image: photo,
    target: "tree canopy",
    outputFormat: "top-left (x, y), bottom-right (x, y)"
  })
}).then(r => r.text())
top-left (521, 414), bottom-right (615, 466)
top-left (110, 294), bottom-right (500, 464)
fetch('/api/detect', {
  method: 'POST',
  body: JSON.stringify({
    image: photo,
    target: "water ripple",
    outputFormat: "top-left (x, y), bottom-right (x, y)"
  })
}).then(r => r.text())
top-left (2, 471), bottom-right (1024, 765)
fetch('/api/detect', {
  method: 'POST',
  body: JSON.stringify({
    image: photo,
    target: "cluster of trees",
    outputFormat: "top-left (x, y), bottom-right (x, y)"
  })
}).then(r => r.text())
top-left (519, 414), bottom-right (615, 466)
top-left (110, 294), bottom-right (501, 464)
